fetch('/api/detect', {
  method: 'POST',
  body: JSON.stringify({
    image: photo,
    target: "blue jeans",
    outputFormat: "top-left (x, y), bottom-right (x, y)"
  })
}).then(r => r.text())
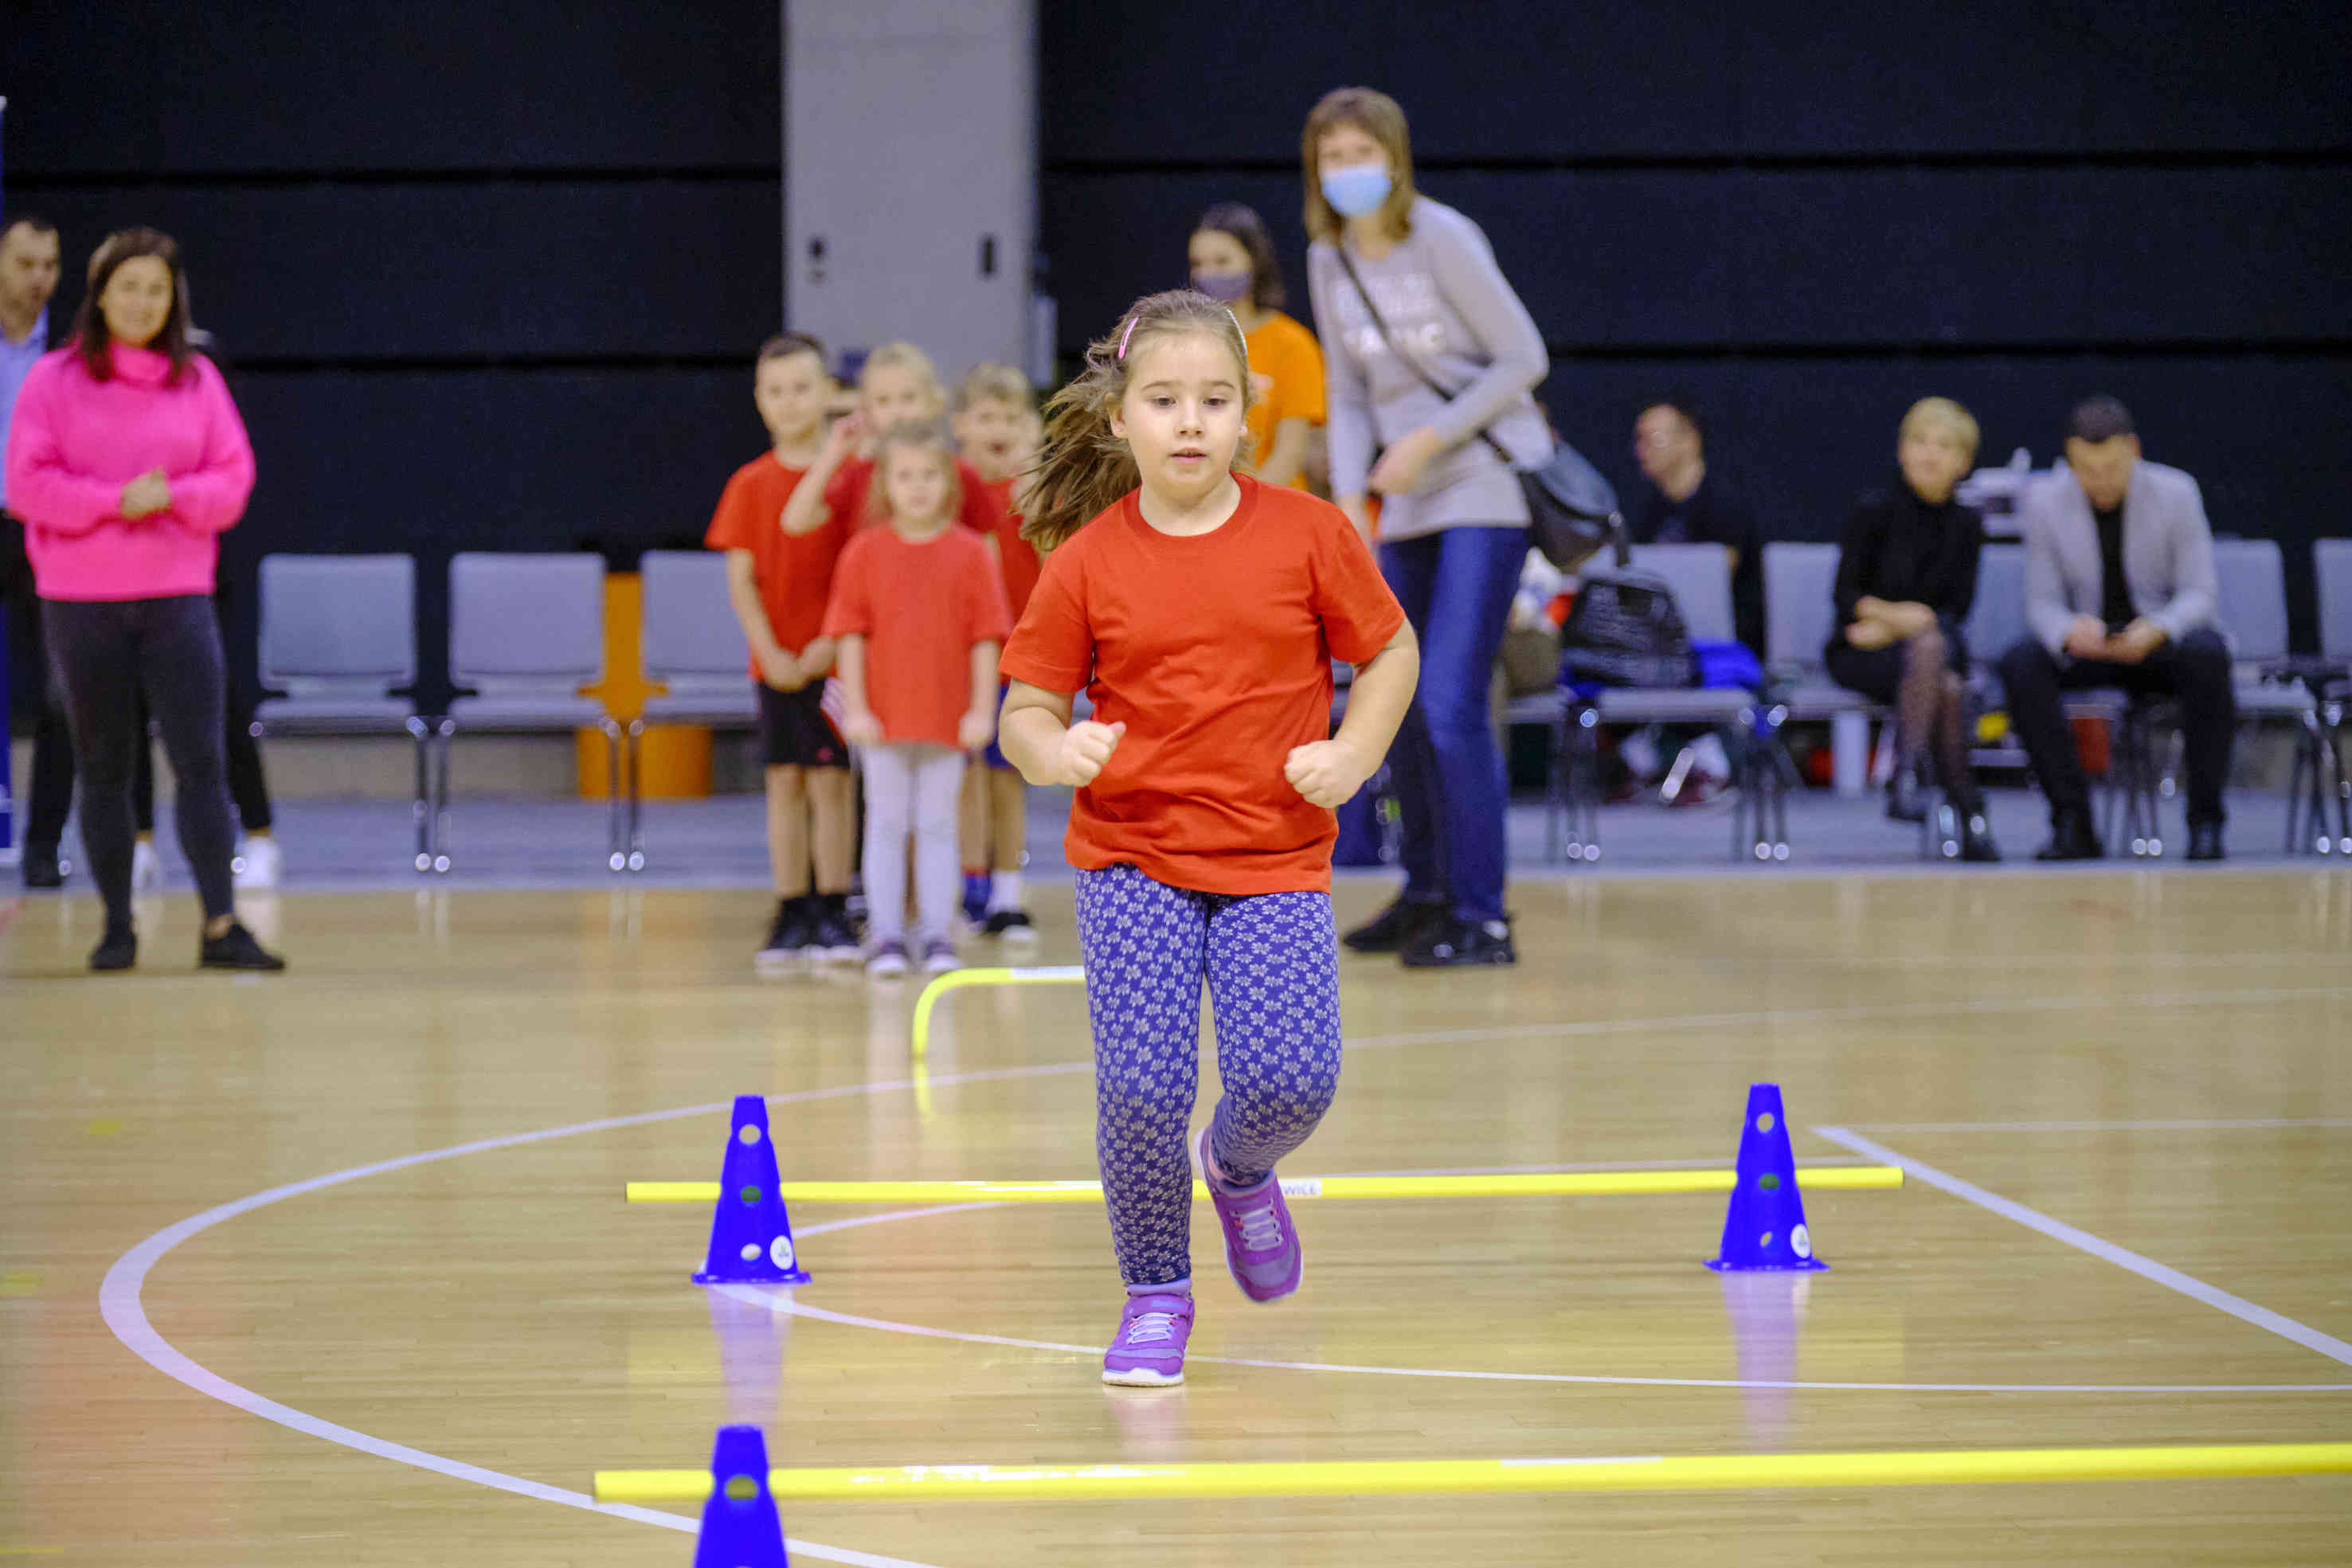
top-left (1379, 524), bottom-right (1528, 925)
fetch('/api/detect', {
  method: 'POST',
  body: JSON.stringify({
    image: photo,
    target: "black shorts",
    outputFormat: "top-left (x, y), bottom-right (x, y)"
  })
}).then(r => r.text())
top-left (757, 681), bottom-right (847, 771)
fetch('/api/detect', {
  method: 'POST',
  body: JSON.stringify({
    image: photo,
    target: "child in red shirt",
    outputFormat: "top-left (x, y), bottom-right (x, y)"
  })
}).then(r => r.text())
top-left (950, 362), bottom-right (1045, 938)
top-left (780, 340), bottom-right (1008, 541)
top-left (999, 291), bottom-right (1419, 1386)
top-left (703, 332), bottom-right (860, 967)
top-left (822, 417), bottom-right (1012, 979)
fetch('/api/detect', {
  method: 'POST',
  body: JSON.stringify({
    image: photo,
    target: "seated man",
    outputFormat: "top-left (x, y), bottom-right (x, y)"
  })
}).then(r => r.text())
top-left (1996, 396), bottom-right (2235, 862)
top-left (1622, 395), bottom-right (1763, 804)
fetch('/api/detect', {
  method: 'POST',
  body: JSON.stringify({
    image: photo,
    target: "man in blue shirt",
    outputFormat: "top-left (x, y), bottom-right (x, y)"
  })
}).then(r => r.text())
top-left (1, 215), bottom-right (67, 886)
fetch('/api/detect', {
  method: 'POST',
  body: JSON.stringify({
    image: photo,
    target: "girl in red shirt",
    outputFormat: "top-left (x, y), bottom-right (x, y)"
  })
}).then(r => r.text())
top-left (821, 418), bottom-right (1011, 979)
top-left (999, 290), bottom-right (1419, 1386)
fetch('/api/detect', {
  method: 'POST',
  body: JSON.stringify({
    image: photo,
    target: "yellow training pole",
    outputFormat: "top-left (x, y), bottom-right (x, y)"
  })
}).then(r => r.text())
top-left (593, 1441), bottom-right (2352, 1503)
top-left (910, 965), bottom-right (1085, 1060)
top-left (625, 1167), bottom-right (1901, 1205)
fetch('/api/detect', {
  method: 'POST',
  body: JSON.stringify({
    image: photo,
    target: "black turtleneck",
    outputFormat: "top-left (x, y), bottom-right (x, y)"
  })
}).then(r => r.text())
top-left (1830, 478), bottom-right (1986, 635)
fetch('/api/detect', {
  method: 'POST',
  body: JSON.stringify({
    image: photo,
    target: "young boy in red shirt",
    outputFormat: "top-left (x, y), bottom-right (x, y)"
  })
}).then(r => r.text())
top-left (703, 333), bottom-right (859, 966)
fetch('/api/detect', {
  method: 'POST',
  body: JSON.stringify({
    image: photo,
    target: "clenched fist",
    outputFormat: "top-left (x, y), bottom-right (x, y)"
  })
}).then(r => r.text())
top-left (1284, 738), bottom-right (1371, 808)
top-left (958, 707), bottom-right (996, 753)
top-left (840, 709), bottom-right (885, 748)
top-left (1056, 720), bottom-right (1125, 786)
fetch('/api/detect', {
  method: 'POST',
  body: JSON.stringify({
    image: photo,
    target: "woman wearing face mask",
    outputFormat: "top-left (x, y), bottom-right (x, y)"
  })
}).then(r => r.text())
top-left (1187, 203), bottom-right (1325, 491)
top-left (1304, 86), bottom-right (1550, 969)
top-left (2, 228), bottom-right (284, 972)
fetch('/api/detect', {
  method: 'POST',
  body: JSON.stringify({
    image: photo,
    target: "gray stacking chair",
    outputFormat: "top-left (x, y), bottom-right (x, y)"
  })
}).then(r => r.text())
top-left (251, 553), bottom-right (442, 873)
top-left (632, 550), bottom-right (761, 869)
top-left (442, 552), bottom-right (628, 872)
top-left (2311, 540), bottom-right (2352, 850)
top-left (2212, 540), bottom-right (2332, 854)
top-left (1563, 543), bottom-right (1779, 861)
top-left (1961, 543), bottom-right (2027, 687)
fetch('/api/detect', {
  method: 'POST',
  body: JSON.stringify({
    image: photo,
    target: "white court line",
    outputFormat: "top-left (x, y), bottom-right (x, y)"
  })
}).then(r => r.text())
top-left (1814, 1128), bottom-right (2352, 1370)
top-left (96, 982), bottom-right (2352, 1563)
top-left (1842, 1118), bottom-right (2352, 1134)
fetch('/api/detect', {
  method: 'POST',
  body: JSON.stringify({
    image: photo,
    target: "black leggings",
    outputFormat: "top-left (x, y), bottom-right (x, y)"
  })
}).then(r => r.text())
top-left (42, 596), bottom-right (239, 924)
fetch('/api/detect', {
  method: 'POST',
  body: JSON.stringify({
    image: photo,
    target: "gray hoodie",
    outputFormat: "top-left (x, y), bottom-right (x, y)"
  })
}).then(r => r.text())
top-left (1308, 197), bottom-right (1551, 542)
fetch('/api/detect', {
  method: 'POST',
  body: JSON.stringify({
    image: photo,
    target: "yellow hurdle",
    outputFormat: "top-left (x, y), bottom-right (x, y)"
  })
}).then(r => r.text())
top-left (625, 1167), bottom-right (1901, 1204)
top-left (593, 1441), bottom-right (2352, 1503)
top-left (910, 965), bottom-right (1085, 1060)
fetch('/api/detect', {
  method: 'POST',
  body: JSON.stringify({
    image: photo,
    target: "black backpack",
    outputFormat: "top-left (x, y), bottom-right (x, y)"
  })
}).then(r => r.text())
top-left (1559, 529), bottom-right (1695, 689)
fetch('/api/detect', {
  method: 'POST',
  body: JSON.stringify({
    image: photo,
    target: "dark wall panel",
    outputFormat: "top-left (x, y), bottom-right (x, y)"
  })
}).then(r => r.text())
top-left (9, 1), bottom-right (780, 174)
top-left (27, 182), bottom-right (781, 358)
top-left (1044, 167), bottom-right (2352, 353)
top-left (1044, 2), bottom-right (2352, 164)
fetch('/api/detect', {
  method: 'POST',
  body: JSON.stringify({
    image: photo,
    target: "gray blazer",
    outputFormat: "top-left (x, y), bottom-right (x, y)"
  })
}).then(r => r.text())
top-left (2021, 459), bottom-right (2219, 656)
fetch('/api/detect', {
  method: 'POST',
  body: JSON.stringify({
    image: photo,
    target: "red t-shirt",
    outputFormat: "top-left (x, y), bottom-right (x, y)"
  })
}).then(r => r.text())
top-left (824, 454), bottom-right (1008, 538)
top-left (820, 525), bottom-right (1013, 749)
top-left (999, 475), bottom-right (1405, 896)
top-left (975, 473), bottom-right (1043, 621)
top-left (702, 452), bottom-right (848, 668)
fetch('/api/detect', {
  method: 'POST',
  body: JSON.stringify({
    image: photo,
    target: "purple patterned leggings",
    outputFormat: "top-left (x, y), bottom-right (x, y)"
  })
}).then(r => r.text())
top-left (1074, 864), bottom-right (1344, 1287)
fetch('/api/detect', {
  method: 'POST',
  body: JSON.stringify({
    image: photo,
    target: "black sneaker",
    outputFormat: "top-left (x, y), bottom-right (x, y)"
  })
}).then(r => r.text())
top-left (90, 921), bottom-right (137, 972)
top-left (1341, 893), bottom-right (1448, 954)
top-left (809, 896), bottom-right (863, 962)
top-left (23, 845), bottom-right (66, 890)
top-left (757, 897), bottom-right (814, 968)
top-left (1400, 914), bottom-right (1516, 968)
top-left (982, 908), bottom-right (1038, 942)
top-left (200, 921), bottom-right (287, 972)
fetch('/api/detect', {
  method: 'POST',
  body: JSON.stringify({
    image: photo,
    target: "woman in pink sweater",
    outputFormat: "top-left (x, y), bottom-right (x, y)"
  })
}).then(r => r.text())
top-left (3, 229), bottom-right (284, 972)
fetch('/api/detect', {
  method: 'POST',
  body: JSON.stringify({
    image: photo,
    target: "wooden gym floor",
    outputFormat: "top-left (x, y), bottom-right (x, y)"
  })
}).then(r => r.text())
top-left (2, 868), bottom-right (2350, 1564)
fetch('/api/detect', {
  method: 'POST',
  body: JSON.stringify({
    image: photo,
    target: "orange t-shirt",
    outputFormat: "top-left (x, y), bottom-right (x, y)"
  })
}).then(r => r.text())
top-left (999, 475), bottom-right (1404, 896)
top-left (702, 452), bottom-right (848, 667)
top-left (1244, 311), bottom-right (1327, 487)
top-left (820, 524), bottom-right (1013, 749)
top-left (824, 454), bottom-right (1008, 538)
top-left (974, 473), bottom-right (1043, 621)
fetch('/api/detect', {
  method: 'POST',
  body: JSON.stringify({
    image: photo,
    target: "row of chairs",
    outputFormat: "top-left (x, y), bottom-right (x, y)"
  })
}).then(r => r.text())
top-left (254, 551), bottom-right (759, 873)
top-left (1520, 538), bottom-right (2352, 862)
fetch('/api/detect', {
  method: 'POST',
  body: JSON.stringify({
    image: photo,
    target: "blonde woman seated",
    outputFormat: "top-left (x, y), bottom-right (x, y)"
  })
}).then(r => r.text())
top-left (1826, 397), bottom-right (1997, 860)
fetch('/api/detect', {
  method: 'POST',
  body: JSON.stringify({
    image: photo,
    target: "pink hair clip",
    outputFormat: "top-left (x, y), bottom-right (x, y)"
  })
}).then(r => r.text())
top-left (1117, 315), bottom-right (1139, 361)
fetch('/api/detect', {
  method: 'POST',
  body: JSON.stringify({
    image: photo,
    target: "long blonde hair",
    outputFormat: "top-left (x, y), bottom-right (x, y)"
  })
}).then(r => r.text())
top-left (1020, 290), bottom-right (1255, 552)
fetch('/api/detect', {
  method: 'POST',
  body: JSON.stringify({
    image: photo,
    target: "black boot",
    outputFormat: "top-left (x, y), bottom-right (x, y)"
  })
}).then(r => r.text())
top-left (1342, 893), bottom-right (1447, 954)
top-left (1400, 914), bottom-right (1517, 968)
top-left (22, 843), bottom-right (66, 890)
top-left (2033, 809), bottom-right (2103, 862)
top-left (1958, 811), bottom-right (2001, 862)
top-left (90, 918), bottom-right (138, 972)
top-left (2186, 822), bottom-right (2225, 862)
top-left (1885, 754), bottom-right (1928, 823)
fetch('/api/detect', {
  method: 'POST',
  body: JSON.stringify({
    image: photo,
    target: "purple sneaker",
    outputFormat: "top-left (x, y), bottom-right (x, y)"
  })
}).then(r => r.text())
top-left (1102, 1288), bottom-right (1193, 1386)
top-left (1194, 1124), bottom-right (1302, 1303)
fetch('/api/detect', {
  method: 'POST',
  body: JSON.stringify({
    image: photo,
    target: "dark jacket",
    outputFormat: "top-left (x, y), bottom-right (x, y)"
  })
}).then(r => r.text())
top-left (1830, 480), bottom-right (1984, 644)
top-left (1630, 474), bottom-right (1763, 652)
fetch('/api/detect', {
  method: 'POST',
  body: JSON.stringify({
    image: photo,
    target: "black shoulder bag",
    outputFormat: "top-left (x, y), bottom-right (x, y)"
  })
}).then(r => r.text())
top-left (1333, 247), bottom-right (1623, 574)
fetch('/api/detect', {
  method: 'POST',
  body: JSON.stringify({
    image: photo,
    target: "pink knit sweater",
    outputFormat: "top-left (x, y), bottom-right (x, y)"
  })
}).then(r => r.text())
top-left (2, 344), bottom-right (256, 601)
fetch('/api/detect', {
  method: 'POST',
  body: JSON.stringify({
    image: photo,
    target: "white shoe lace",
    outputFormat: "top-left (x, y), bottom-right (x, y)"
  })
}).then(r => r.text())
top-left (1122, 1309), bottom-right (1176, 1345)
top-left (1235, 1200), bottom-right (1282, 1253)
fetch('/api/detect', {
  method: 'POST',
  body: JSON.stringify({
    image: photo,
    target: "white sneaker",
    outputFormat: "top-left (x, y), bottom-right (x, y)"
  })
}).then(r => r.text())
top-left (233, 837), bottom-right (281, 890)
top-left (922, 938), bottom-right (961, 976)
top-left (131, 839), bottom-right (162, 890)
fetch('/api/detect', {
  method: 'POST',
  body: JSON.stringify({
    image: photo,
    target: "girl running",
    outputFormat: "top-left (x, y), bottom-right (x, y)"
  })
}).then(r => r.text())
top-left (998, 290), bottom-right (1419, 1386)
top-left (822, 418), bottom-right (1012, 978)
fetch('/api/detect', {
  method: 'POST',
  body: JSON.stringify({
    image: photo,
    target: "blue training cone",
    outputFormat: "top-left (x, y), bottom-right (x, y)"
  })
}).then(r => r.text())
top-left (694, 1096), bottom-right (812, 1286)
top-left (1706, 1082), bottom-right (1830, 1273)
top-left (694, 1425), bottom-right (789, 1568)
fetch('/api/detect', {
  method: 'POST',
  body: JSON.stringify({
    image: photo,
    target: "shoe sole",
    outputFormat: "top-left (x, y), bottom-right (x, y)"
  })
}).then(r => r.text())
top-left (753, 950), bottom-right (801, 971)
top-left (1002, 926), bottom-right (1040, 944)
top-left (813, 944), bottom-right (863, 963)
top-left (1101, 1363), bottom-right (1184, 1387)
top-left (1399, 951), bottom-right (1517, 968)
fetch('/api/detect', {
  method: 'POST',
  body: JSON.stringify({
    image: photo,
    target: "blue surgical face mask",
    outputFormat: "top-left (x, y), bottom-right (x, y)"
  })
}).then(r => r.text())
top-left (1321, 163), bottom-right (1392, 220)
top-left (1191, 270), bottom-right (1251, 305)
